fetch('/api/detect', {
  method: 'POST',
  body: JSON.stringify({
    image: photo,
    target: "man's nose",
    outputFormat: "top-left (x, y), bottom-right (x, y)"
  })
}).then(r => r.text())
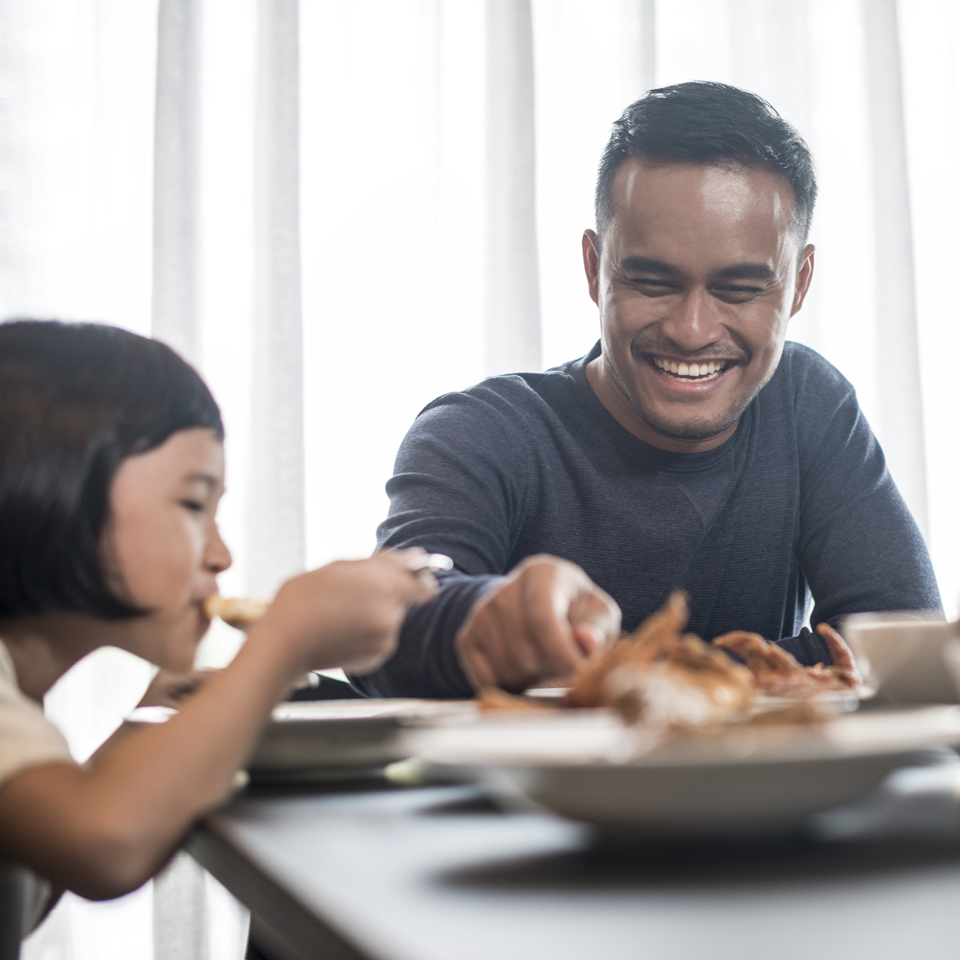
top-left (659, 289), bottom-right (723, 351)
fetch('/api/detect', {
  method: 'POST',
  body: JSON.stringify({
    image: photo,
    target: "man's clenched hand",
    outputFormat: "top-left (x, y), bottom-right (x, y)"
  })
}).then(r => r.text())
top-left (455, 555), bottom-right (621, 692)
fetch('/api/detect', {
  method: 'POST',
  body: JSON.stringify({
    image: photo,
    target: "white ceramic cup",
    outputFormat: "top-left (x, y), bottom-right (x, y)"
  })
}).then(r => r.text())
top-left (941, 640), bottom-right (960, 703)
top-left (842, 611), bottom-right (957, 704)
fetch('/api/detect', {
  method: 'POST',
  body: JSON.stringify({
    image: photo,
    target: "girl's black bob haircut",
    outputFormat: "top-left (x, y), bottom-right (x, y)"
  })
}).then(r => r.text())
top-left (0, 319), bottom-right (224, 619)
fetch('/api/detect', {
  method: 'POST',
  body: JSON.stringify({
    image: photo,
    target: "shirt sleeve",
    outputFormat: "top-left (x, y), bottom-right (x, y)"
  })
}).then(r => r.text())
top-left (795, 360), bottom-right (941, 638)
top-left (0, 644), bottom-right (72, 789)
top-left (0, 642), bottom-right (73, 951)
top-left (353, 390), bottom-right (529, 697)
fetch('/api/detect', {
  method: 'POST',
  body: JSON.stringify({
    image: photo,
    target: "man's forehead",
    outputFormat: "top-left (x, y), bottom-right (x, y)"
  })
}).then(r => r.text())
top-left (610, 158), bottom-right (796, 223)
top-left (603, 158), bottom-right (801, 262)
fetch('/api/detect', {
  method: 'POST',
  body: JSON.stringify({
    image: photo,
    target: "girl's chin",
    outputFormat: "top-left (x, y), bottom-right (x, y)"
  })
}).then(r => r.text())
top-left (136, 624), bottom-right (205, 673)
top-left (150, 647), bottom-right (199, 674)
top-left (108, 599), bottom-right (205, 664)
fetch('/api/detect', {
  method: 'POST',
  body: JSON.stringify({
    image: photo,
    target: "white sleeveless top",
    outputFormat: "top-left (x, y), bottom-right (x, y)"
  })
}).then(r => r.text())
top-left (0, 640), bottom-right (73, 960)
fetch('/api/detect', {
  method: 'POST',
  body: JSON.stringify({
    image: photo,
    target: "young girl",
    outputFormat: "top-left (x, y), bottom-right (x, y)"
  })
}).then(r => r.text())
top-left (0, 320), bottom-right (436, 959)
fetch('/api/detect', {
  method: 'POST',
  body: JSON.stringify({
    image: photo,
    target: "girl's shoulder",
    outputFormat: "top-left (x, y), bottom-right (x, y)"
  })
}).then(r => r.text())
top-left (0, 640), bottom-right (75, 952)
top-left (0, 640), bottom-right (73, 791)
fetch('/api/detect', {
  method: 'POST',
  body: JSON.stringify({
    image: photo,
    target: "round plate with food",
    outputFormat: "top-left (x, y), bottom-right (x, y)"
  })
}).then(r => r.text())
top-left (405, 705), bottom-right (960, 837)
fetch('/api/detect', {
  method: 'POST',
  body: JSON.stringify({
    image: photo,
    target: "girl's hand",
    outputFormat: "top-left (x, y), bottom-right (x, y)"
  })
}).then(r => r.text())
top-left (137, 669), bottom-right (216, 709)
top-left (248, 549), bottom-right (438, 676)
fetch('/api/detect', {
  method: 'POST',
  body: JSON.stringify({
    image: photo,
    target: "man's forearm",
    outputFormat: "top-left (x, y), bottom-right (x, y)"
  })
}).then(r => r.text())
top-left (352, 574), bottom-right (503, 698)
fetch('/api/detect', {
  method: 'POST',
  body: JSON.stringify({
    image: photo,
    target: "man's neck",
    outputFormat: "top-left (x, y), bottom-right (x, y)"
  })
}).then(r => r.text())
top-left (585, 356), bottom-right (737, 453)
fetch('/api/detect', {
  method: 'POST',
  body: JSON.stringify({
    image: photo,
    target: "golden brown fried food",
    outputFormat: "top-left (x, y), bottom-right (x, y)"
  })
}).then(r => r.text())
top-left (481, 594), bottom-right (863, 728)
top-left (563, 591), bottom-right (754, 727)
top-left (713, 625), bottom-right (862, 696)
top-left (204, 595), bottom-right (269, 630)
top-left (602, 638), bottom-right (755, 727)
top-left (554, 592), bottom-right (866, 728)
top-left (477, 688), bottom-right (558, 713)
top-left (564, 590), bottom-right (690, 708)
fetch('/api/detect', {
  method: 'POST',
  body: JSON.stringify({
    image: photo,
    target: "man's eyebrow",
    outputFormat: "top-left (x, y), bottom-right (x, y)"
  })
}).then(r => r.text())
top-left (714, 263), bottom-right (777, 281)
top-left (619, 256), bottom-right (681, 275)
top-left (618, 257), bottom-right (778, 282)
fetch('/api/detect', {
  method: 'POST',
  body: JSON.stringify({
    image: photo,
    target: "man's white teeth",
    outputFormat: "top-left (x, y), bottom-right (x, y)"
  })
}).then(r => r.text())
top-left (653, 357), bottom-right (727, 379)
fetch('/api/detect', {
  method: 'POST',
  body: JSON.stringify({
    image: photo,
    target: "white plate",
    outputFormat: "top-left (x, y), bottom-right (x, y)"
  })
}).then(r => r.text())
top-left (526, 686), bottom-right (876, 710)
top-left (128, 698), bottom-right (478, 782)
top-left (251, 699), bottom-right (477, 779)
top-left (406, 707), bottom-right (960, 836)
top-left (752, 686), bottom-right (875, 710)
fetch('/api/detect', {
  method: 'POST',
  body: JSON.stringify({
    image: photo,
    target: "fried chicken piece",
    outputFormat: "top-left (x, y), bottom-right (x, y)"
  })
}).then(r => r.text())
top-left (563, 592), bottom-right (755, 727)
top-left (204, 595), bottom-right (269, 630)
top-left (539, 593), bottom-right (862, 728)
top-left (564, 590), bottom-right (690, 708)
top-left (710, 631), bottom-right (801, 693)
top-left (602, 635), bottom-right (755, 727)
top-left (668, 635), bottom-right (756, 700)
top-left (477, 687), bottom-right (558, 713)
top-left (713, 625), bottom-right (862, 696)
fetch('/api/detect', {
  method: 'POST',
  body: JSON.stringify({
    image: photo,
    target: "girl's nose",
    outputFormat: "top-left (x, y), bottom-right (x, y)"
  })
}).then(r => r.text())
top-left (205, 521), bottom-right (232, 574)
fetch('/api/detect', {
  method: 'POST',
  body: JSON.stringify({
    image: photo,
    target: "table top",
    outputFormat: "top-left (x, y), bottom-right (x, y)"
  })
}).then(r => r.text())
top-left (190, 758), bottom-right (960, 960)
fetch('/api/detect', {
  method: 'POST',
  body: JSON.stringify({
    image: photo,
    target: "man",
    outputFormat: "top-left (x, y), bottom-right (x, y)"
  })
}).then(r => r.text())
top-left (354, 81), bottom-right (940, 698)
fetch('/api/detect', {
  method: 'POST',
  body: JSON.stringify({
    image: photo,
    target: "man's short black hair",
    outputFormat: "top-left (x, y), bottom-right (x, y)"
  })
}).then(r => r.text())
top-left (595, 81), bottom-right (817, 246)
top-left (0, 319), bottom-right (224, 619)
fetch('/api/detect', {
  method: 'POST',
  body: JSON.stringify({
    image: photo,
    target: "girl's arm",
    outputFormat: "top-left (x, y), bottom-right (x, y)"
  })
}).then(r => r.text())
top-left (0, 552), bottom-right (434, 900)
top-left (84, 669), bottom-right (215, 768)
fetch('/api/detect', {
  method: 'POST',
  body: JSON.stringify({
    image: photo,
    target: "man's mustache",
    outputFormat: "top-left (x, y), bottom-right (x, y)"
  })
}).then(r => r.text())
top-left (629, 335), bottom-right (748, 364)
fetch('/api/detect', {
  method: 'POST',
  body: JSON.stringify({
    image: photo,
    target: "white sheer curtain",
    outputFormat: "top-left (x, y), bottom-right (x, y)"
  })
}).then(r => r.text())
top-left (3, 1), bottom-right (959, 958)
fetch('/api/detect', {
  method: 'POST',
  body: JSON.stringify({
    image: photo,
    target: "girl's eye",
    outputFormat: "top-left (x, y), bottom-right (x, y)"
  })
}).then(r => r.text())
top-left (179, 499), bottom-right (205, 513)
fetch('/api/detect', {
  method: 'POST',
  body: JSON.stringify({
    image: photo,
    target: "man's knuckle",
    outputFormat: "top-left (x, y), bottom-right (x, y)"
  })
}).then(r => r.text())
top-left (525, 607), bottom-right (557, 636)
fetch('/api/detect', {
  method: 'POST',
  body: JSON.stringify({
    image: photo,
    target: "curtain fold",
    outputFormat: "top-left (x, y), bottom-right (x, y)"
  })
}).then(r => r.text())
top-left (0, 0), bottom-right (26, 318)
top-left (485, 0), bottom-right (542, 374)
top-left (152, 6), bottom-right (215, 957)
top-left (639, 0), bottom-right (656, 90)
top-left (248, 0), bottom-right (305, 596)
top-left (153, 854), bottom-right (209, 960)
top-left (862, 0), bottom-right (929, 538)
top-left (152, 0), bottom-right (202, 363)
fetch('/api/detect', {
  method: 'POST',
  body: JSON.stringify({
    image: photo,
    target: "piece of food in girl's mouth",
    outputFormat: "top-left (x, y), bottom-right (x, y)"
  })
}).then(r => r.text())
top-left (204, 595), bottom-right (269, 630)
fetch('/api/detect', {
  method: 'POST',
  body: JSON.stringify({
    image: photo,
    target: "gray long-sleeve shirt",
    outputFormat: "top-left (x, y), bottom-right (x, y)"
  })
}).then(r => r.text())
top-left (355, 341), bottom-right (941, 698)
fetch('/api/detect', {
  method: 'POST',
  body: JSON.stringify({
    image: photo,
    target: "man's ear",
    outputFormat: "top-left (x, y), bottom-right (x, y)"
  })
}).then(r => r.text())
top-left (790, 244), bottom-right (815, 317)
top-left (582, 230), bottom-right (601, 306)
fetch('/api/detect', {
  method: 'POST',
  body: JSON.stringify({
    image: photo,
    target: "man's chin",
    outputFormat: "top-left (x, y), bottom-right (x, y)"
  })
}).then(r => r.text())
top-left (632, 405), bottom-right (741, 443)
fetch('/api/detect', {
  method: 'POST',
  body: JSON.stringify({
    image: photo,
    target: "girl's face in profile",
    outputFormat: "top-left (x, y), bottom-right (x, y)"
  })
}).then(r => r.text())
top-left (103, 428), bottom-right (232, 671)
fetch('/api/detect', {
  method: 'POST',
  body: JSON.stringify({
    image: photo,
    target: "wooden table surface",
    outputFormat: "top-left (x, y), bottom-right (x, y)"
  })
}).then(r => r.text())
top-left (189, 759), bottom-right (960, 960)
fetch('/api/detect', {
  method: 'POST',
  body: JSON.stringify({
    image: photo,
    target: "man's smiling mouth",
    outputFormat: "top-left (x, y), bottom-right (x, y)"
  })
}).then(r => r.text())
top-left (650, 356), bottom-right (733, 383)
